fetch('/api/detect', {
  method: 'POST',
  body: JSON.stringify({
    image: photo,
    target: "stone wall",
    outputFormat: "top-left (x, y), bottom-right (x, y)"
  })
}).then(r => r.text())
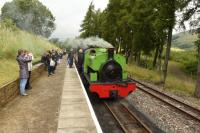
top-left (0, 64), bottom-right (46, 107)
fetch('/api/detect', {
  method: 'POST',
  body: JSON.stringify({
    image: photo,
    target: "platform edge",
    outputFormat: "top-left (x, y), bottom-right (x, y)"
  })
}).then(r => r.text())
top-left (74, 65), bottom-right (103, 133)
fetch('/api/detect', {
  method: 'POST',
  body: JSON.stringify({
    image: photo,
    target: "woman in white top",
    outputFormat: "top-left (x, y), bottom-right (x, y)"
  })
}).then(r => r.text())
top-left (25, 51), bottom-right (34, 90)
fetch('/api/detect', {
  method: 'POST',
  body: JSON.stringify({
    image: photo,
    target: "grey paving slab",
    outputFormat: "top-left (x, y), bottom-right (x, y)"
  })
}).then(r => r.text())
top-left (62, 91), bottom-right (85, 96)
top-left (58, 118), bottom-right (94, 128)
top-left (59, 104), bottom-right (90, 118)
top-left (57, 127), bottom-right (97, 133)
top-left (61, 98), bottom-right (86, 105)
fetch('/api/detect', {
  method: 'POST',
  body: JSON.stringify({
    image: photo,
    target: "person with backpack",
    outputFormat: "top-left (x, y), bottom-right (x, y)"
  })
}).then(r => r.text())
top-left (46, 51), bottom-right (55, 76)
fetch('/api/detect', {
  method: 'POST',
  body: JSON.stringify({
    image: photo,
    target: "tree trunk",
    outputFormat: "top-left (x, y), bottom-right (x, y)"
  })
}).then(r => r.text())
top-left (162, 27), bottom-right (173, 84)
top-left (137, 52), bottom-right (141, 65)
top-left (134, 52), bottom-right (137, 62)
top-left (115, 43), bottom-right (119, 54)
top-left (158, 44), bottom-right (164, 71)
top-left (153, 45), bottom-right (159, 68)
top-left (194, 45), bottom-right (200, 98)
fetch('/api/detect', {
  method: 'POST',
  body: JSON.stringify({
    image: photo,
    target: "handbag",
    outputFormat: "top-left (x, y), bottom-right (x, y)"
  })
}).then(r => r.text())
top-left (50, 59), bottom-right (55, 66)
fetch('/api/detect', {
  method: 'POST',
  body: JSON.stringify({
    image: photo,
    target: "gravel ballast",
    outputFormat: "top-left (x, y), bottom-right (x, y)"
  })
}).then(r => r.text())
top-left (126, 89), bottom-right (200, 133)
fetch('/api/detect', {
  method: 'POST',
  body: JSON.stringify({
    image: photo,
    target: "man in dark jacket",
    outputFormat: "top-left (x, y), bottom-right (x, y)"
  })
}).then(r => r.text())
top-left (51, 50), bottom-right (59, 73)
top-left (16, 49), bottom-right (32, 96)
top-left (67, 51), bottom-right (74, 68)
top-left (77, 49), bottom-right (84, 73)
top-left (46, 51), bottom-right (54, 76)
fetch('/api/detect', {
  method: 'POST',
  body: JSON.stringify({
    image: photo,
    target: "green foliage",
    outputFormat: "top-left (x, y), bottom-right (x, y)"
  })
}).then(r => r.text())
top-left (80, 2), bottom-right (96, 38)
top-left (0, 18), bottom-right (18, 31)
top-left (170, 50), bottom-right (196, 64)
top-left (130, 0), bottom-right (156, 54)
top-left (169, 50), bottom-right (197, 75)
top-left (1, 0), bottom-right (55, 38)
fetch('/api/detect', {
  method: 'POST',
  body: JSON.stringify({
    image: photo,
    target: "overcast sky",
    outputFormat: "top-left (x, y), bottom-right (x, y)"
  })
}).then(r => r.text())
top-left (0, 0), bottom-right (109, 40)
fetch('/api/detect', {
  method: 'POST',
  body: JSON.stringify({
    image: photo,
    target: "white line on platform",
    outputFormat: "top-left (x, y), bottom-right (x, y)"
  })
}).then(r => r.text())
top-left (75, 65), bottom-right (103, 133)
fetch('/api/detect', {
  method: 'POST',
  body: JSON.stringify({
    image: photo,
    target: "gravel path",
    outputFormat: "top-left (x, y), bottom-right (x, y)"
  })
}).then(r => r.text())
top-left (0, 60), bottom-right (66, 133)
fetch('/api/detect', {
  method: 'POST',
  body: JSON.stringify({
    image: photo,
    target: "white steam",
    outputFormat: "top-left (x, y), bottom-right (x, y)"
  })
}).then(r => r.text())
top-left (64, 37), bottom-right (113, 49)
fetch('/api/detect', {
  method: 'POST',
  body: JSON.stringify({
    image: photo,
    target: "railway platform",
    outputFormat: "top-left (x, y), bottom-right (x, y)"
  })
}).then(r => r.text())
top-left (0, 59), bottom-right (102, 133)
top-left (57, 66), bottom-right (102, 133)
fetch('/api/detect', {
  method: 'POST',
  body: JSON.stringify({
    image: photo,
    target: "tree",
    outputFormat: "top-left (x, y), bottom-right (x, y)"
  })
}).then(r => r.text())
top-left (49, 38), bottom-right (63, 48)
top-left (130, 0), bottom-right (156, 63)
top-left (80, 2), bottom-right (96, 38)
top-left (157, 0), bottom-right (191, 84)
top-left (176, 0), bottom-right (200, 97)
top-left (1, 0), bottom-right (55, 38)
top-left (192, 3), bottom-right (200, 98)
top-left (102, 0), bottom-right (123, 52)
top-left (194, 31), bottom-right (200, 97)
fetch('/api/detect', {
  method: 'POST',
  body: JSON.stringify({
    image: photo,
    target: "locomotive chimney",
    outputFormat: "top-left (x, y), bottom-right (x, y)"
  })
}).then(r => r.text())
top-left (108, 48), bottom-right (114, 60)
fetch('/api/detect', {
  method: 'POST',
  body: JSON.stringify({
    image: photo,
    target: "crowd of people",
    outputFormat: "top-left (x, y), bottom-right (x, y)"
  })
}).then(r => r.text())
top-left (41, 49), bottom-right (65, 76)
top-left (16, 49), bottom-right (66, 96)
top-left (67, 49), bottom-right (84, 73)
top-left (16, 48), bottom-right (88, 96)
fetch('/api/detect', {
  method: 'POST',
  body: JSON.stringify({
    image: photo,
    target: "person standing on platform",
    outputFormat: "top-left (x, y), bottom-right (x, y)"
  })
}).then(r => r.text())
top-left (25, 51), bottom-right (34, 90)
top-left (67, 50), bottom-right (74, 68)
top-left (77, 49), bottom-right (84, 73)
top-left (51, 50), bottom-right (58, 73)
top-left (16, 49), bottom-right (32, 96)
top-left (46, 51), bottom-right (54, 76)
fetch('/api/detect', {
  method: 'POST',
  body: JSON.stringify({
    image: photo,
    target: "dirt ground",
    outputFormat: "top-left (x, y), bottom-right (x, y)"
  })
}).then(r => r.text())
top-left (0, 59), bottom-right (66, 133)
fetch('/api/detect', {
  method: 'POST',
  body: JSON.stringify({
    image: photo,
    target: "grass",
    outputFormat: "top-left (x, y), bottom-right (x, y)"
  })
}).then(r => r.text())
top-left (0, 26), bottom-right (58, 86)
top-left (0, 59), bottom-right (18, 86)
top-left (126, 62), bottom-right (195, 96)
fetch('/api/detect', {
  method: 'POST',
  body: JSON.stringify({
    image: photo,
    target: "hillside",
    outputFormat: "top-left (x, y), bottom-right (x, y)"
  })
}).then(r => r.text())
top-left (172, 31), bottom-right (198, 50)
top-left (0, 26), bottom-right (58, 86)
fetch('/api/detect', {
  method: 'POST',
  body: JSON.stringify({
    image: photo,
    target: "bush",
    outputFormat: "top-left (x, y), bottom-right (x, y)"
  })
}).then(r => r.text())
top-left (170, 50), bottom-right (197, 76)
top-left (0, 18), bottom-right (18, 31)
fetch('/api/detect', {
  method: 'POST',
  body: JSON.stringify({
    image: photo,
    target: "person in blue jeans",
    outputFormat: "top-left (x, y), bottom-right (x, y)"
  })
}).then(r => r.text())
top-left (16, 49), bottom-right (32, 96)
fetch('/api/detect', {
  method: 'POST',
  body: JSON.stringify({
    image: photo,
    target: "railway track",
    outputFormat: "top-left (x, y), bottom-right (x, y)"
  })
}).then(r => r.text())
top-left (132, 79), bottom-right (200, 122)
top-left (104, 101), bottom-right (152, 133)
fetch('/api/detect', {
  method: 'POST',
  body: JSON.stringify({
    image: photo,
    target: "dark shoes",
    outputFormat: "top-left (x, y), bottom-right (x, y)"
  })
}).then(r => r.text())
top-left (26, 86), bottom-right (32, 90)
top-left (27, 86), bottom-right (32, 90)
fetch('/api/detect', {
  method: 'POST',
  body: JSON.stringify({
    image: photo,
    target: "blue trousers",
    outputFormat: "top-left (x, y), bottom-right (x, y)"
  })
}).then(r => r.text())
top-left (48, 65), bottom-right (54, 75)
top-left (20, 79), bottom-right (28, 95)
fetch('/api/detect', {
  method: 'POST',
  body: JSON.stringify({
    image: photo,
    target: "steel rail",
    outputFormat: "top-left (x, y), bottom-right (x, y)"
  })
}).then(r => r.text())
top-left (104, 102), bottom-right (129, 133)
top-left (132, 79), bottom-right (200, 122)
top-left (104, 101), bottom-right (152, 133)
